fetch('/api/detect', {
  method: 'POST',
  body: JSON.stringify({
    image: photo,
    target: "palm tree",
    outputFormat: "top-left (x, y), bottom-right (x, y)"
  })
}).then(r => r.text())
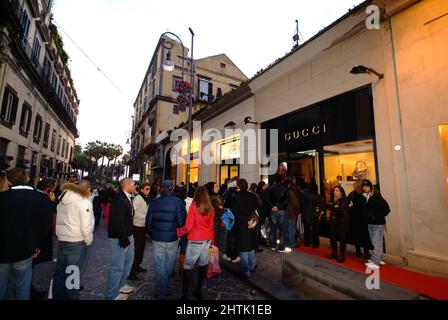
top-left (84, 141), bottom-right (103, 181)
top-left (71, 144), bottom-right (90, 178)
top-left (109, 144), bottom-right (123, 182)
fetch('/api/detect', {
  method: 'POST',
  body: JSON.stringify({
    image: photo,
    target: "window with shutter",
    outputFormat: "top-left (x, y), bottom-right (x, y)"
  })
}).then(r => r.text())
top-left (1, 86), bottom-right (19, 126)
top-left (51, 130), bottom-right (57, 152)
top-left (33, 115), bottom-right (43, 143)
top-left (43, 123), bottom-right (50, 148)
top-left (19, 103), bottom-right (32, 136)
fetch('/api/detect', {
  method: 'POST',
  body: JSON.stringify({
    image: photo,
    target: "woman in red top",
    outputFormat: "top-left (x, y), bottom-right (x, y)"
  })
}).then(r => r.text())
top-left (177, 186), bottom-right (214, 300)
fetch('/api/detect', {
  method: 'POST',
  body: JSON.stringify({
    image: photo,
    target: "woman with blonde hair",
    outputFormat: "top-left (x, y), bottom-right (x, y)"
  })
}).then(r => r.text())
top-left (177, 186), bottom-right (214, 300)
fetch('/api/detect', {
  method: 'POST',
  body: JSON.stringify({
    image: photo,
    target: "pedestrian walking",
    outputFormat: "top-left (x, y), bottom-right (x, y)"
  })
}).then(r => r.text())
top-left (222, 177), bottom-right (239, 262)
top-left (325, 186), bottom-right (350, 263)
top-left (347, 180), bottom-right (372, 258)
top-left (0, 168), bottom-right (50, 300)
top-left (53, 179), bottom-right (94, 300)
top-left (177, 186), bottom-right (214, 300)
top-left (146, 179), bottom-right (186, 299)
top-left (285, 180), bottom-right (300, 249)
top-left (233, 179), bottom-right (261, 278)
top-left (266, 174), bottom-right (289, 252)
top-left (362, 180), bottom-right (390, 270)
top-left (129, 183), bottom-right (151, 281)
top-left (205, 182), bottom-right (225, 252)
top-left (105, 178), bottom-right (136, 300)
top-left (300, 183), bottom-right (325, 248)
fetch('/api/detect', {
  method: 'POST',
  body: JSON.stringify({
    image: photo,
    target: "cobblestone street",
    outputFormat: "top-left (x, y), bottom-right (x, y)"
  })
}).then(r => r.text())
top-left (32, 222), bottom-right (269, 300)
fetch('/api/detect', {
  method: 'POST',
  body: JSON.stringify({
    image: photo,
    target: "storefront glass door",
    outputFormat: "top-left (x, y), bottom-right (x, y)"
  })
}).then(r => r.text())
top-left (220, 164), bottom-right (239, 185)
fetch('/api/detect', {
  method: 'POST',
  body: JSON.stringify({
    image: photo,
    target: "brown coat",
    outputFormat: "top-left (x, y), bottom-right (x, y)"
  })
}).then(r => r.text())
top-left (287, 190), bottom-right (300, 220)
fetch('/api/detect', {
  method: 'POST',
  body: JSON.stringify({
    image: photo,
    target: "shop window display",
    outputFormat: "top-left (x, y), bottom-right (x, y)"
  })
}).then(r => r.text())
top-left (323, 139), bottom-right (377, 201)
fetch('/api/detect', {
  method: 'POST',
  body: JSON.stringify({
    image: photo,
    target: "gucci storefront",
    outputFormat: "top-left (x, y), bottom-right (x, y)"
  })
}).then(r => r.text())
top-left (261, 86), bottom-right (378, 201)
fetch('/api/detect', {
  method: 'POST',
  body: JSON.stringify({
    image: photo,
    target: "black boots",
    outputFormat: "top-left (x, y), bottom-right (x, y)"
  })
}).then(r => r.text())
top-left (337, 245), bottom-right (346, 263)
top-left (181, 266), bottom-right (206, 300)
top-left (355, 246), bottom-right (363, 258)
top-left (180, 269), bottom-right (192, 300)
top-left (326, 245), bottom-right (338, 260)
top-left (193, 266), bottom-right (207, 300)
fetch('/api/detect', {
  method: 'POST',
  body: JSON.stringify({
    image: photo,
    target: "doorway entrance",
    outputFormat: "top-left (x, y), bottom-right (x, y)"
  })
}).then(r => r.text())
top-left (220, 164), bottom-right (239, 185)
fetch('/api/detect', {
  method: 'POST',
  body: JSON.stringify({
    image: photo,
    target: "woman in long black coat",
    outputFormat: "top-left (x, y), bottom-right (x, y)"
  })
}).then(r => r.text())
top-left (347, 180), bottom-right (372, 258)
top-left (233, 179), bottom-right (261, 278)
top-left (326, 186), bottom-right (350, 263)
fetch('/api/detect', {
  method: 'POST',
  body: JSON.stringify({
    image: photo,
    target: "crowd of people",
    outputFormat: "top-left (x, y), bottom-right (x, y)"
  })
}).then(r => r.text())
top-left (0, 167), bottom-right (390, 300)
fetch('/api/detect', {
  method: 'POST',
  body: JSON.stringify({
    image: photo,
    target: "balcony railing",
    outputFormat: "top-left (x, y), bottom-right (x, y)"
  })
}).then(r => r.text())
top-left (6, 0), bottom-right (78, 135)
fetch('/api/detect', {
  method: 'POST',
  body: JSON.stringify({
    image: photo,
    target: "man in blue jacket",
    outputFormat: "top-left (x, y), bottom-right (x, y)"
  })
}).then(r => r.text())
top-left (146, 179), bottom-right (186, 299)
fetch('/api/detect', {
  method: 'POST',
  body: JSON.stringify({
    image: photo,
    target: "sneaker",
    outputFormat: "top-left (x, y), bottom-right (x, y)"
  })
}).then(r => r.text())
top-left (271, 247), bottom-right (276, 251)
top-left (119, 284), bottom-right (135, 294)
top-left (114, 293), bottom-right (129, 300)
top-left (368, 260), bottom-right (386, 265)
top-left (232, 257), bottom-right (240, 263)
top-left (365, 262), bottom-right (380, 269)
top-left (278, 248), bottom-right (291, 253)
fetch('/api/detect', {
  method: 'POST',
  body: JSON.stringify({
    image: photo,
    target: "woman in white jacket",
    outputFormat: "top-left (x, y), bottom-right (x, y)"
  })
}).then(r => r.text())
top-left (53, 180), bottom-right (94, 300)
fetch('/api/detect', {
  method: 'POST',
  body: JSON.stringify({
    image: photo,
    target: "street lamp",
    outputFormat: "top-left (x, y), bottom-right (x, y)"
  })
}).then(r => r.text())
top-left (161, 28), bottom-right (195, 196)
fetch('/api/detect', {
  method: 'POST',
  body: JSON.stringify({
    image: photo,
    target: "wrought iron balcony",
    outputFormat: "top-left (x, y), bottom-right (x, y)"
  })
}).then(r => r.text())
top-left (3, 0), bottom-right (78, 136)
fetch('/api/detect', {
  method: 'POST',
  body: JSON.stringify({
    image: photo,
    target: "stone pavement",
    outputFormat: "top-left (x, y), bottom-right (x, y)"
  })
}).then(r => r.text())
top-left (31, 222), bottom-right (269, 300)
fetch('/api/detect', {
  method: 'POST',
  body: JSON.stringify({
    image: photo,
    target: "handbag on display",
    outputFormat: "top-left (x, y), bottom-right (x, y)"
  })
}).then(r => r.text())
top-left (353, 160), bottom-right (368, 180)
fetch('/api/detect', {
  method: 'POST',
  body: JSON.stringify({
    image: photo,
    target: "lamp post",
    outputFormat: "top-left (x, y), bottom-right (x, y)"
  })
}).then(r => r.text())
top-left (161, 28), bottom-right (195, 196)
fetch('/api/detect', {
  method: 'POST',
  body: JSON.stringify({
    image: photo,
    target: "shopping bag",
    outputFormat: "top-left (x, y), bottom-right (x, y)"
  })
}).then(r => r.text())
top-left (206, 245), bottom-right (221, 279)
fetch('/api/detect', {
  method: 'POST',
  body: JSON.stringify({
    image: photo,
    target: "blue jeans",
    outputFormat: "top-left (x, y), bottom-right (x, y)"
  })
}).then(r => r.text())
top-left (240, 251), bottom-right (256, 277)
top-left (0, 257), bottom-right (33, 300)
top-left (269, 210), bottom-right (287, 250)
top-left (105, 236), bottom-right (135, 300)
top-left (286, 218), bottom-right (296, 247)
top-left (153, 240), bottom-right (179, 298)
top-left (214, 221), bottom-right (227, 252)
top-left (368, 225), bottom-right (385, 265)
top-left (53, 241), bottom-right (89, 300)
top-left (184, 240), bottom-right (211, 269)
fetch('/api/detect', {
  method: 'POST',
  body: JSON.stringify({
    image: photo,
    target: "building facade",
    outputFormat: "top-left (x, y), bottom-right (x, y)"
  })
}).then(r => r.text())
top-left (130, 35), bottom-right (247, 184)
top-left (0, 0), bottom-right (79, 180)
top-left (194, 0), bottom-right (448, 275)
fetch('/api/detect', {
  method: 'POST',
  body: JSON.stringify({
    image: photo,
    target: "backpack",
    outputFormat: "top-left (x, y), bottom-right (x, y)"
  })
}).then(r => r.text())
top-left (220, 208), bottom-right (235, 231)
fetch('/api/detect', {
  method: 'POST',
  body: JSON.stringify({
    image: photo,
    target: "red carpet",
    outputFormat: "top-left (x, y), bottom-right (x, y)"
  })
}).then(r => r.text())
top-left (293, 246), bottom-right (448, 300)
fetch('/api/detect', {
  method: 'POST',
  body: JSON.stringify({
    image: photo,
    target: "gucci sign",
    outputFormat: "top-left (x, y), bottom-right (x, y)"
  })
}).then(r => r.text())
top-left (284, 123), bottom-right (327, 141)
